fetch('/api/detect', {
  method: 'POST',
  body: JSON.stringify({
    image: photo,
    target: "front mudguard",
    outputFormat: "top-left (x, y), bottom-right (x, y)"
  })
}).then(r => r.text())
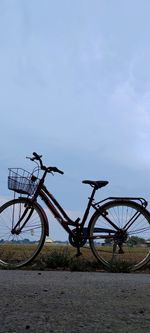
top-left (24, 199), bottom-right (49, 236)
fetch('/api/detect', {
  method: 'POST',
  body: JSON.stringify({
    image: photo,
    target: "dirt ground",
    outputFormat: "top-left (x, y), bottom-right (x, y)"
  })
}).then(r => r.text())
top-left (0, 270), bottom-right (150, 333)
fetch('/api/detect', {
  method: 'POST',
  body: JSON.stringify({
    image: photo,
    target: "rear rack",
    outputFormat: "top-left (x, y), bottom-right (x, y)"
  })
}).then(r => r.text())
top-left (94, 197), bottom-right (148, 208)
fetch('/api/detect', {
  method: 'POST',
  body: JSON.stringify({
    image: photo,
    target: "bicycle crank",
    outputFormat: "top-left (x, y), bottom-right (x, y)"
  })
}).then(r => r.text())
top-left (68, 227), bottom-right (88, 247)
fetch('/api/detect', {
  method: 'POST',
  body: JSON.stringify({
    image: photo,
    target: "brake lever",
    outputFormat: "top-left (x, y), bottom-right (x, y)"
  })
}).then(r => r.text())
top-left (48, 167), bottom-right (64, 174)
top-left (26, 156), bottom-right (35, 161)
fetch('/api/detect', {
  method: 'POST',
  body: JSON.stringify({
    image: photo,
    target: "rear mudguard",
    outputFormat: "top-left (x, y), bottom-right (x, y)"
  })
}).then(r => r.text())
top-left (88, 199), bottom-right (150, 236)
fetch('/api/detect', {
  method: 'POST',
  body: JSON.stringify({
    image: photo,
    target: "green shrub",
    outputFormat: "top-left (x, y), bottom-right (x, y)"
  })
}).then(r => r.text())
top-left (109, 260), bottom-right (132, 273)
top-left (44, 248), bottom-right (71, 269)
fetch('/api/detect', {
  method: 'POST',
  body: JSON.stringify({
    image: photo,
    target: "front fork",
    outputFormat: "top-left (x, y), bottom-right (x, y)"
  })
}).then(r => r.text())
top-left (11, 204), bottom-right (34, 235)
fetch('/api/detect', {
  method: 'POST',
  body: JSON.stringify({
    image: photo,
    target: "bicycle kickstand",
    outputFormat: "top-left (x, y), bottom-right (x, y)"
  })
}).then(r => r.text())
top-left (76, 246), bottom-right (82, 257)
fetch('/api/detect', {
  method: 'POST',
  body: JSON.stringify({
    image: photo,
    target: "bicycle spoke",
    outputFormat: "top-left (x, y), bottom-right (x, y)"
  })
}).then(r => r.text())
top-left (89, 200), bottom-right (150, 271)
top-left (0, 199), bottom-right (46, 268)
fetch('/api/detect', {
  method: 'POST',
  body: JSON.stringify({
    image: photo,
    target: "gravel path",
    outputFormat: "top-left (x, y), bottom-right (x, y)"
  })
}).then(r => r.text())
top-left (0, 270), bottom-right (150, 332)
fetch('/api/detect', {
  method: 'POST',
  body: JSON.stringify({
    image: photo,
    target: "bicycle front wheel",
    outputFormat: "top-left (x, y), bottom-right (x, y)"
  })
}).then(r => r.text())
top-left (89, 200), bottom-right (150, 271)
top-left (0, 198), bottom-right (46, 268)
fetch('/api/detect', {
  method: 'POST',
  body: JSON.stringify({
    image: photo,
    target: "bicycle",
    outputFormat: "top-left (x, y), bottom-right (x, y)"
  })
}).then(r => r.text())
top-left (0, 152), bottom-right (150, 271)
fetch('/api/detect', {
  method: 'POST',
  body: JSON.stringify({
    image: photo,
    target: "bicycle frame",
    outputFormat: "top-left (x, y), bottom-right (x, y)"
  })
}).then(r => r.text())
top-left (37, 184), bottom-right (98, 238)
top-left (34, 185), bottom-right (147, 239)
top-left (13, 181), bottom-right (147, 243)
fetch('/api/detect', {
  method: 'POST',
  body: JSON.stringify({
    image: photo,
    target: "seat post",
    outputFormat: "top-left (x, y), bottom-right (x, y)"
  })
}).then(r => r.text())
top-left (90, 185), bottom-right (97, 202)
top-left (81, 186), bottom-right (97, 226)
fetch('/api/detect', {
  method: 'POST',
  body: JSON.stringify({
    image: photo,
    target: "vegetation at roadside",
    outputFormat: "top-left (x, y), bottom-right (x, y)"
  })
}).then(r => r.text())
top-left (22, 244), bottom-right (150, 273)
top-left (1, 243), bottom-right (150, 273)
top-left (26, 245), bottom-right (104, 272)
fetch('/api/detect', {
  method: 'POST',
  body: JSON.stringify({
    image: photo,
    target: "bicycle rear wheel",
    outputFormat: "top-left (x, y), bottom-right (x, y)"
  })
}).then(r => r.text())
top-left (89, 200), bottom-right (150, 271)
top-left (0, 198), bottom-right (46, 268)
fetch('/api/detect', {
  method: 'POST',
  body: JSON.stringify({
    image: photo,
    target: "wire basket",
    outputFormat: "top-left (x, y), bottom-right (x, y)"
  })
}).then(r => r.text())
top-left (8, 168), bottom-right (40, 196)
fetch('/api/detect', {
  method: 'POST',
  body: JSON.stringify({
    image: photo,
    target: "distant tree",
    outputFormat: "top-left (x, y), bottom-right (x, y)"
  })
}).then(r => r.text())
top-left (22, 238), bottom-right (30, 243)
top-left (104, 238), bottom-right (112, 245)
top-left (127, 236), bottom-right (145, 247)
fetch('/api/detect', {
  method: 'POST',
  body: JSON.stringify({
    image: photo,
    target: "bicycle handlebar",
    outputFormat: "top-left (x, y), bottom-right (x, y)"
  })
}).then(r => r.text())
top-left (33, 152), bottom-right (42, 160)
top-left (27, 152), bottom-right (64, 175)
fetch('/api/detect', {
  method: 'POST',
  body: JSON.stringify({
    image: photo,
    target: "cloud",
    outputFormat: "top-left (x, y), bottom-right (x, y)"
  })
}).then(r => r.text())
top-left (107, 74), bottom-right (150, 169)
top-left (0, 0), bottom-right (150, 216)
top-left (0, 195), bottom-right (10, 206)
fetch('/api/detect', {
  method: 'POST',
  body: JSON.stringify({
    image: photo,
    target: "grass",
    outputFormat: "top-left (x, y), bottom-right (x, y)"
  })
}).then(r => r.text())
top-left (27, 245), bottom-right (103, 272)
top-left (1, 243), bottom-right (150, 272)
top-left (108, 260), bottom-right (132, 273)
top-left (21, 244), bottom-right (150, 273)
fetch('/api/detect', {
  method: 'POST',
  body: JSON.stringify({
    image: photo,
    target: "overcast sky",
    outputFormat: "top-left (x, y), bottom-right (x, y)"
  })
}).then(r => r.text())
top-left (0, 1), bottom-right (150, 240)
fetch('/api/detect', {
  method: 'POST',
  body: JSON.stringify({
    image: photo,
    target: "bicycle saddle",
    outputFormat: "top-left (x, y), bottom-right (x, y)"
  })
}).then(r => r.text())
top-left (82, 180), bottom-right (109, 189)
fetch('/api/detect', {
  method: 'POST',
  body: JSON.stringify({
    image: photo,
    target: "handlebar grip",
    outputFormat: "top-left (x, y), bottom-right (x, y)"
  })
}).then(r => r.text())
top-left (56, 169), bottom-right (64, 175)
top-left (48, 167), bottom-right (64, 174)
top-left (33, 152), bottom-right (42, 160)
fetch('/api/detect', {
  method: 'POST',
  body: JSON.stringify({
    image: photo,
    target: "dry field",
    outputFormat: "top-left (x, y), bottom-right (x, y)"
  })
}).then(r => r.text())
top-left (1, 243), bottom-right (150, 272)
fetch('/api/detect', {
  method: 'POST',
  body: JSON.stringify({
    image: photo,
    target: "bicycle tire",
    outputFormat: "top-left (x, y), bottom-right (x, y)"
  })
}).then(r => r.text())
top-left (89, 200), bottom-right (150, 271)
top-left (0, 198), bottom-right (46, 268)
